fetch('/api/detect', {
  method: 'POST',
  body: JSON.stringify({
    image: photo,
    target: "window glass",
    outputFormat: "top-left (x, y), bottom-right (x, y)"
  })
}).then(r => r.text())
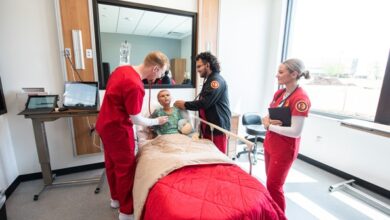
top-left (287, 0), bottom-right (390, 120)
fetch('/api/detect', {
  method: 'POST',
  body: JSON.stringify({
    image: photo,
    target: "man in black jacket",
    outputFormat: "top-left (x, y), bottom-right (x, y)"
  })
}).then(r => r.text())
top-left (174, 52), bottom-right (231, 153)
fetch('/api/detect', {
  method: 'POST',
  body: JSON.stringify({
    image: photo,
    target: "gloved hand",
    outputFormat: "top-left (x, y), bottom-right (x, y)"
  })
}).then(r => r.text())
top-left (157, 116), bottom-right (169, 125)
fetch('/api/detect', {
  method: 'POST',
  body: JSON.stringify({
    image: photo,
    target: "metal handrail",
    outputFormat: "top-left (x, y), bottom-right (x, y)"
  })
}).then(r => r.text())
top-left (190, 114), bottom-right (255, 175)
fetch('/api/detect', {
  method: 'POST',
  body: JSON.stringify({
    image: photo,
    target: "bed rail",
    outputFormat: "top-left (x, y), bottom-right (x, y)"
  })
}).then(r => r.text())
top-left (190, 114), bottom-right (256, 175)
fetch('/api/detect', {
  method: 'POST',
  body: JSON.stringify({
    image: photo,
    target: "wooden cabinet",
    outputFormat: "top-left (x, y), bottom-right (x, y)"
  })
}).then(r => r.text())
top-left (227, 113), bottom-right (240, 159)
top-left (170, 58), bottom-right (186, 84)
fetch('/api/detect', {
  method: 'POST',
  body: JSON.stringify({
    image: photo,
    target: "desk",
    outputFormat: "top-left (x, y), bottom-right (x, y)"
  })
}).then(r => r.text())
top-left (20, 109), bottom-right (104, 200)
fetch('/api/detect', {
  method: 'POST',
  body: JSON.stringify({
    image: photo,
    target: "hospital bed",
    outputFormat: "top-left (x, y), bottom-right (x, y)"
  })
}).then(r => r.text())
top-left (133, 115), bottom-right (286, 220)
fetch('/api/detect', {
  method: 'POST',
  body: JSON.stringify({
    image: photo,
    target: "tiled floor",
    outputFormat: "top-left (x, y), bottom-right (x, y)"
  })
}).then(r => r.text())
top-left (5, 144), bottom-right (390, 220)
top-left (234, 144), bottom-right (390, 220)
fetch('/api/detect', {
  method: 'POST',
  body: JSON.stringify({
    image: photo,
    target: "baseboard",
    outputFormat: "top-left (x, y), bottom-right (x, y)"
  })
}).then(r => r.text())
top-left (298, 154), bottom-right (390, 199)
top-left (5, 162), bottom-right (105, 199)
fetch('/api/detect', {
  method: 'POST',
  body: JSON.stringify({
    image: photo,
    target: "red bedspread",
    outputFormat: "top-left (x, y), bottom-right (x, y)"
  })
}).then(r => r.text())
top-left (143, 164), bottom-right (286, 220)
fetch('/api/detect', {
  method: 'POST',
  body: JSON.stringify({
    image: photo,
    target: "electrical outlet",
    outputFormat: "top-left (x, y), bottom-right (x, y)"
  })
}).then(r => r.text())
top-left (65, 48), bottom-right (71, 58)
top-left (86, 49), bottom-right (93, 59)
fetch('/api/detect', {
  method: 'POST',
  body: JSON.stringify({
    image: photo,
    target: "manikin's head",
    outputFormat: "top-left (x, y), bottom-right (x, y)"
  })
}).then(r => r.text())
top-left (157, 89), bottom-right (171, 108)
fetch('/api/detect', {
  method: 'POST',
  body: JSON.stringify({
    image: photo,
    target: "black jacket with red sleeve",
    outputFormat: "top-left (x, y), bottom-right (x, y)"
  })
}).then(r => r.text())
top-left (185, 72), bottom-right (231, 135)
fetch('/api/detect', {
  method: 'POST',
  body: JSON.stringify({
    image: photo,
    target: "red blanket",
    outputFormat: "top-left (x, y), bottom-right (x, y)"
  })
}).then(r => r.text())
top-left (143, 164), bottom-right (286, 220)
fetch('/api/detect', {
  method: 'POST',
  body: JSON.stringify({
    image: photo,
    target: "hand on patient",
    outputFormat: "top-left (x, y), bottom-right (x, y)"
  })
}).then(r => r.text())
top-left (157, 116), bottom-right (169, 125)
top-left (174, 100), bottom-right (186, 110)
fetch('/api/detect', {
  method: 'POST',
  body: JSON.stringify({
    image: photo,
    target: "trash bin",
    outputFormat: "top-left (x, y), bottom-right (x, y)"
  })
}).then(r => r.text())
top-left (0, 190), bottom-right (6, 220)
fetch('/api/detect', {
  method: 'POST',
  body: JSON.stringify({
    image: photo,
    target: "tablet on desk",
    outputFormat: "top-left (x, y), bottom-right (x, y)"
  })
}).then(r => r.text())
top-left (268, 107), bottom-right (291, 127)
top-left (18, 95), bottom-right (58, 115)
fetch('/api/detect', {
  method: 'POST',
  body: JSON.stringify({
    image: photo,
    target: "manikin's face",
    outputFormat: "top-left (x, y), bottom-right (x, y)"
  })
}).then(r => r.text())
top-left (157, 90), bottom-right (171, 107)
top-left (196, 60), bottom-right (210, 78)
top-left (276, 64), bottom-right (297, 85)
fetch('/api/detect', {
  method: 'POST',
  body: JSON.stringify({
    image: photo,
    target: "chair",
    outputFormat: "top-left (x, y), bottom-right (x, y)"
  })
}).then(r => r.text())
top-left (236, 113), bottom-right (266, 165)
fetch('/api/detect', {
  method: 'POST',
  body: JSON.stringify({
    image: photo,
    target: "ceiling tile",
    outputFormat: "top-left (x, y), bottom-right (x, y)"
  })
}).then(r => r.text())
top-left (117, 7), bottom-right (144, 34)
top-left (98, 4), bottom-right (119, 33)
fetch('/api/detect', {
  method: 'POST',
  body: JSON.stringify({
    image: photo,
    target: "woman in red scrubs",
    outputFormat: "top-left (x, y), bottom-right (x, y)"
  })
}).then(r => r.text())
top-left (262, 58), bottom-right (311, 212)
top-left (96, 51), bottom-right (169, 220)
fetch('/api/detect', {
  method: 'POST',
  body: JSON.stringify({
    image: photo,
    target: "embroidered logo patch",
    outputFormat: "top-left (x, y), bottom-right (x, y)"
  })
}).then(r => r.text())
top-left (295, 100), bottom-right (308, 112)
top-left (210, 80), bottom-right (219, 89)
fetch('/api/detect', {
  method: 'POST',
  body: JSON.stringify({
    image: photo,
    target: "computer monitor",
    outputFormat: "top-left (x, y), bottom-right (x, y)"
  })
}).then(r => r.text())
top-left (63, 81), bottom-right (99, 110)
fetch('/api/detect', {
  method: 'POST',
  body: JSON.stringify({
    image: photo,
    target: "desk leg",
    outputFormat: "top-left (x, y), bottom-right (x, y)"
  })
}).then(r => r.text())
top-left (32, 119), bottom-right (53, 185)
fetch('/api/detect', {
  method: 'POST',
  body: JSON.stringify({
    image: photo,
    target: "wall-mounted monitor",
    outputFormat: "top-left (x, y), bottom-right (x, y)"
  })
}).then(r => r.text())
top-left (0, 76), bottom-right (7, 115)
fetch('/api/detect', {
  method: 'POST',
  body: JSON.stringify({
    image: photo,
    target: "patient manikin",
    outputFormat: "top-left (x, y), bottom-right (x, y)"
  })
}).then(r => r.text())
top-left (150, 90), bottom-right (192, 135)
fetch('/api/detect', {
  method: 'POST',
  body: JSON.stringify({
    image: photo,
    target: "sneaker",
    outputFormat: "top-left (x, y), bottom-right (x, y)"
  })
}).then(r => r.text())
top-left (119, 212), bottom-right (134, 220)
top-left (110, 199), bottom-right (120, 209)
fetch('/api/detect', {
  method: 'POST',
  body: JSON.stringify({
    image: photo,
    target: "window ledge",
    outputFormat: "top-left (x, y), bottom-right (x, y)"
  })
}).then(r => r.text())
top-left (340, 119), bottom-right (390, 138)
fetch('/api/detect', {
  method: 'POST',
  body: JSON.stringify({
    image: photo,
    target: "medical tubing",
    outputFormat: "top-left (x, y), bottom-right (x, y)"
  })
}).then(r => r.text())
top-left (148, 81), bottom-right (152, 115)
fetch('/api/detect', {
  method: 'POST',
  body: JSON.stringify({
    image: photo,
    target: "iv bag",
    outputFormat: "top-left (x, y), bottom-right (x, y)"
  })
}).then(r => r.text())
top-left (119, 41), bottom-right (130, 65)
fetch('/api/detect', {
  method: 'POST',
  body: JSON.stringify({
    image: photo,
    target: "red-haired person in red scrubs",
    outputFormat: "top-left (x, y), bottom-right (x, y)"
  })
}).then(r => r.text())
top-left (262, 58), bottom-right (311, 213)
top-left (96, 51), bottom-right (169, 220)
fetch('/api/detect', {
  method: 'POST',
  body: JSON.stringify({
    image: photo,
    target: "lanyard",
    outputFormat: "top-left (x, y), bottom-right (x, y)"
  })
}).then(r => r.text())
top-left (275, 85), bottom-right (299, 107)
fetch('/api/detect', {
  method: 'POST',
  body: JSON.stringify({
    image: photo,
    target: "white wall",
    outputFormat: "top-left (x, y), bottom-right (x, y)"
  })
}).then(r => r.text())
top-left (218, 0), bottom-right (284, 138)
top-left (0, 116), bottom-right (18, 191)
top-left (218, 0), bottom-right (284, 116)
top-left (300, 115), bottom-right (390, 191)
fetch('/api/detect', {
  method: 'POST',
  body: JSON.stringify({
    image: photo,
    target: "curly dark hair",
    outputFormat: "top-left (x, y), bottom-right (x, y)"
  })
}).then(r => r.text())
top-left (196, 52), bottom-right (220, 73)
